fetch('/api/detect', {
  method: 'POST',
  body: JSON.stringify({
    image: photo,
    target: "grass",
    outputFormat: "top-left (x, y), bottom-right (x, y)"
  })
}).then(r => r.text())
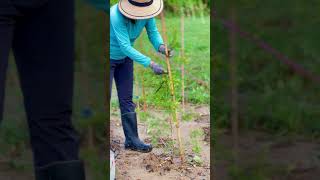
top-left (134, 16), bottom-right (210, 105)
top-left (213, 1), bottom-right (320, 136)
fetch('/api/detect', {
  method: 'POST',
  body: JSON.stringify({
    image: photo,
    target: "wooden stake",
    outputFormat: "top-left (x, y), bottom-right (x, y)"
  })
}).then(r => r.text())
top-left (160, 12), bottom-right (185, 162)
top-left (180, 8), bottom-right (186, 113)
top-left (138, 39), bottom-right (148, 112)
top-left (141, 71), bottom-right (147, 112)
top-left (134, 67), bottom-right (140, 111)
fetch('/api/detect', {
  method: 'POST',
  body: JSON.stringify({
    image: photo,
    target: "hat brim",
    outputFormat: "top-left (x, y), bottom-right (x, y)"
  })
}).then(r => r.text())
top-left (118, 0), bottom-right (163, 20)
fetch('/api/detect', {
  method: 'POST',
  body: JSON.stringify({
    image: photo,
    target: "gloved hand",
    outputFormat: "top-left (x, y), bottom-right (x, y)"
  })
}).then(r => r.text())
top-left (150, 61), bottom-right (166, 75)
top-left (158, 44), bottom-right (174, 57)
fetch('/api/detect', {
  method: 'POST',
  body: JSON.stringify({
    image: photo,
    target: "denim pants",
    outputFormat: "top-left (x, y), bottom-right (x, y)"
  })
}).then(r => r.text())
top-left (0, 0), bottom-right (80, 168)
top-left (110, 57), bottom-right (136, 114)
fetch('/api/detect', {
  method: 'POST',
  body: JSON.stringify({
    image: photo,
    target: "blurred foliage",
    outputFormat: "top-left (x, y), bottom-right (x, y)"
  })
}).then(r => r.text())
top-left (213, 1), bottom-right (320, 136)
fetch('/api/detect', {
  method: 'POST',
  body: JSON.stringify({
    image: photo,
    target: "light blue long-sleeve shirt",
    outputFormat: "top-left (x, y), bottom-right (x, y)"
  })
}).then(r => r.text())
top-left (110, 4), bottom-right (164, 67)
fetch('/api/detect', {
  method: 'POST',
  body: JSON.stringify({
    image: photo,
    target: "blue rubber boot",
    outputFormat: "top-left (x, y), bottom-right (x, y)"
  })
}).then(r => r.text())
top-left (122, 112), bottom-right (152, 153)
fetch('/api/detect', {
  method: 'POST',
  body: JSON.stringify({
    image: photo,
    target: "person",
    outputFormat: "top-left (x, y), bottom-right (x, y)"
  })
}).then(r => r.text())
top-left (0, 1), bottom-right (85, 179)
top-left (110, 0), bottom-right (173, 153)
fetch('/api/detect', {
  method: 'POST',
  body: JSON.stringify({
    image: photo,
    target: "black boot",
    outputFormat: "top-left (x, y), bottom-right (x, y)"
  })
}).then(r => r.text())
top-left (35, 168), bottom-right (49, 180)
top-left (121, 112), bottom-right (152, 153)
top-left (35, 160), bottom-right (85, 180)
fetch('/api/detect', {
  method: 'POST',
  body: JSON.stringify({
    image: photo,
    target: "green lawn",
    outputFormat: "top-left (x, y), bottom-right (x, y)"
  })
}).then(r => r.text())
top-left (133, 16), bottom-right (210, 105)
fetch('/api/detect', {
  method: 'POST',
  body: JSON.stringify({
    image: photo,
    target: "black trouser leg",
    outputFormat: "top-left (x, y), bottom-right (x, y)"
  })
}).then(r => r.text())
top-left (111, 58), bottom-right (152, 152)
top-left (0, 4), bottom-right (16, 122)
top-left (1, 1), bottom-right (85, 179)
top-left (12, 0), bottom-right (80, 168)
top-left (109, 59), bottom-right (116, 99)
top-left (110, 57), bottom-right (136, 114)
top-left (113, 57), bottom-right (135, 114)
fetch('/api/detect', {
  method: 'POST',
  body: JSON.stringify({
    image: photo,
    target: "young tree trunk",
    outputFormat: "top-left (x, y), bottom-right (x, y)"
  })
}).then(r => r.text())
top-left (160, 12), bottom-right (185, 163)
top-left (141, 71), bottom-right (147, 112)
top-left (134, 68), bottom-right (140, 111)
top-left (138, 39), bottom-right (148, 112)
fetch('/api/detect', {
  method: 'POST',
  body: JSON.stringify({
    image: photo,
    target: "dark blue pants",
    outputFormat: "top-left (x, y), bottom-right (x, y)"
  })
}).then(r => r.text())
top-left (110, 57), bottom-right (136, 114)
top-left (0, 0), bottom-right (80, 168)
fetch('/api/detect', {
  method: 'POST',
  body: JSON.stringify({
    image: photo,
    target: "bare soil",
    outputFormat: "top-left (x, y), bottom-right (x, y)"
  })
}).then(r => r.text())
top-left (214, 130), bottom-right (320, 180)
top-left (0, 164), bottom-right (33, 180)
top-left (110, 105), bottom-right (211, 180)
top-left (0, 150), bottom-right (34, 180)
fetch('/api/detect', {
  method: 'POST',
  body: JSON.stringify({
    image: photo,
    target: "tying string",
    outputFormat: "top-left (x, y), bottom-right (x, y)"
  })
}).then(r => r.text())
top-left (154, 78), bottom-right (168, 94)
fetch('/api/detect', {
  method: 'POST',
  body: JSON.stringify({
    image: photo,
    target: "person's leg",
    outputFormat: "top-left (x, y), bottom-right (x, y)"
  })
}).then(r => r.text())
top-left (11, 0), bottom-right (84, 179)
top-left (0, 1), bottom-right (17, 122)
top-left (114, 57), bottom-right (152, 153)
top-left (109, 60), bottom-right (119, 100)
top-left (114, 57), bottom-right (135, 114)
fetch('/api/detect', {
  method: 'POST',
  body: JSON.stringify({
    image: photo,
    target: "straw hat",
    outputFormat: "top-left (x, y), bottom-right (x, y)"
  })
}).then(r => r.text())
top-left (118, 0), bottom-right (164, 20)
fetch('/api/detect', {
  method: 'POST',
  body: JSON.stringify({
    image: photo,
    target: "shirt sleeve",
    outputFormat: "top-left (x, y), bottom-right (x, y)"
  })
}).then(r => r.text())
top-left (146, 18), bottom-right (164, 51)
top-left (110, 13), bottom-right (151, 67)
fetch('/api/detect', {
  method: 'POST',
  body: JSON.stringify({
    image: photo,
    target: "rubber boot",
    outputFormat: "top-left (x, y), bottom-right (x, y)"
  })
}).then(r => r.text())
top-left (35, 160), bottom-right (85, 180)
top-left (121, 112), bottom-right (152, 153)
top-left (35, 168), bottom-right (49, 180)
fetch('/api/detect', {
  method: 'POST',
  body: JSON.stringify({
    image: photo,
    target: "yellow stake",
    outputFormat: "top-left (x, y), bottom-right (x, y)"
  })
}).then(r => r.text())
top-left (160, 12), bottom-right (184, 163)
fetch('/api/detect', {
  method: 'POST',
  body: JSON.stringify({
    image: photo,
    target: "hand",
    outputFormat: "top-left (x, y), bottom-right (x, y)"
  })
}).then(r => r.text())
top-left (159, 44), bottom-right (174, 58)
top-left (150, 61), bottom-right (166, 75)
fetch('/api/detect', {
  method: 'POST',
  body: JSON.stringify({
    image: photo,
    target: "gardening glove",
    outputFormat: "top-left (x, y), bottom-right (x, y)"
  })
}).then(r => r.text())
top-left (159, 44), bottom-right (174, 58)
top-left (150, 61), bottom-right (166, 75)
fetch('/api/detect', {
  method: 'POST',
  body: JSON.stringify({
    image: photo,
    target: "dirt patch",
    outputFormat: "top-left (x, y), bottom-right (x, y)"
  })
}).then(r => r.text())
top-left (194, 106), bottom-right (210, 124)
top-left (0, 170), bottom-right (33, 180)
top-left (0, 151), bottom-right (34, 180)
top-left (111, 105), bottom-right (210, 179)
top-left (142, 153), bottom-right (175, 175)
top-left (214, 130), bottom-right (320, 180)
